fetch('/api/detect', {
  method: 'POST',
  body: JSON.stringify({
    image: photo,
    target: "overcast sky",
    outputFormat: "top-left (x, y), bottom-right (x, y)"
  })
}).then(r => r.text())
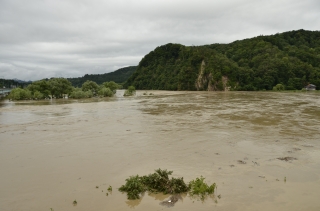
top-left (0, 0), bottom-right (319, 81)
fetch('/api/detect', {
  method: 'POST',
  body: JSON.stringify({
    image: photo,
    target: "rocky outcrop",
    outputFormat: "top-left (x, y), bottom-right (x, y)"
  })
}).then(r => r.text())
top-left (195, 60), bottom-right (208, 90)
top-left (195, 60), bottom-right (229, 91)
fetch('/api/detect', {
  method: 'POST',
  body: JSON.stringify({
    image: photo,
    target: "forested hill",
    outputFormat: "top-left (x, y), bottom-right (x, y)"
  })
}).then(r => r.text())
top-left (124, 29), bottom-right (320, 91)
top-left (68, 66), bottom-right (137, 87)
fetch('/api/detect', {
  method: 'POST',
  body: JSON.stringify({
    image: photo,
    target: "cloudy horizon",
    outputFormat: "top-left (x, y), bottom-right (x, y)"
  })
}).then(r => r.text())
top-left (0, 0), bottom-right (319, 81)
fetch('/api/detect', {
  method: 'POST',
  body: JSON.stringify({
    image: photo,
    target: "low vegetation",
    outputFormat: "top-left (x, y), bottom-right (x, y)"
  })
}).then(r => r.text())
top-left (119, 169), bottom-right (215, 201)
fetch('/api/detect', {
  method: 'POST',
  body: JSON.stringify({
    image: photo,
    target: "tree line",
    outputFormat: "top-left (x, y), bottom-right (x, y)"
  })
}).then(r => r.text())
top-left (124, 29), bottom-right (320, 91)
top-left (8, 78), bottom-right (123, 100)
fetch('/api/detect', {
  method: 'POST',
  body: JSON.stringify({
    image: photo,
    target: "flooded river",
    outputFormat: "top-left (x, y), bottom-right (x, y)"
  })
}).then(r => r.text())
top-left (0, 91), bottom-right (320, 211)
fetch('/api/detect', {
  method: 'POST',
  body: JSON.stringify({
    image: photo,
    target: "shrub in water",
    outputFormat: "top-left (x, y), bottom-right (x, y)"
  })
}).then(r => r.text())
top-left (123, 86), bottom-right (136, 96)
top-left (119, 175), bottom-right (146, 199)
top-left (119, 169), bottom-right (216, 201)
top-left (98, 87), bottom-right (113, 97)
top-left (189, 176), bottom-right (215, 200)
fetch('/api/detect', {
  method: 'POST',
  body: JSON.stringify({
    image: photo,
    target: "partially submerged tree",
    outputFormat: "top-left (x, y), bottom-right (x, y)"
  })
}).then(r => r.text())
top-left (8, 88), bottom-right (32, 100)
top-left (123, 86), bottom-right (136, 96)
top-left (102, 81), bottom-right (119, 94)
top-left (69, 88), bottom-right (93, 99)
top-left (26, 80), bottom-right (51, 98)
top-left (49, 78), bottom-right (73, 98)
top-left (9, 78), bottom-right (119, 100)
top-left (273, 83), bottom-right (285, 91)
top-left (81, 80), bottom-right (99, 96)
top-left (98, 87), bottom-right (113, 97)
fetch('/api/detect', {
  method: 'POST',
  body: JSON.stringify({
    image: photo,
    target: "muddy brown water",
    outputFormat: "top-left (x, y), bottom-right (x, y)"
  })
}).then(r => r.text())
top-left (0, 90), bottom-right (320, 211)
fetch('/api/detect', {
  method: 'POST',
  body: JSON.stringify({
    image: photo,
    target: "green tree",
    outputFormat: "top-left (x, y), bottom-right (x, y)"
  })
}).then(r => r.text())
top-left (8, 88), bottom-right (32, 100)
top-left (102, 81), bottom-right (119, 93)
top-left (69, 88), bottom-right (94, 98)
top-left (124, 86), bottom-right (136, 96)
top-left (49, 78), bottom-right (73, 98)
top-left (273, 83), bottom-right (285, 91)
top-left (33, 91), bottom-right (44, 99)
top-left (98, 87), bottom-right (113, 97)
top-left (81, 80), bottom-right (99, 95)
top-left (26, 80), bottom-right (51, 98)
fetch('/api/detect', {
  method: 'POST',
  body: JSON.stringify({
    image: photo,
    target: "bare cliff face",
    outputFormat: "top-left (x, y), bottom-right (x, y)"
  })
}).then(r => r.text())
top-left (195, 60), bottom-right (230, 91)
top-left (195, 60), bottom-right (209, 90)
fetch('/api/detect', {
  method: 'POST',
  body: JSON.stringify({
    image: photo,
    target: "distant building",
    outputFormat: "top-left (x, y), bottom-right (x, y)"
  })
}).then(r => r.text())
top-left (305, 84), bottom-right (316, 91)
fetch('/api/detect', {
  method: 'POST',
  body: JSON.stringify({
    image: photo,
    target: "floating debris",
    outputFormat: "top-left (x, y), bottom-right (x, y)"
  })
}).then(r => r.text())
top-left (252, 161), bottom-right (260, 166)
top-left (73, 200), bottom-right (77, 206)
top-left (230, 165), bottom-right (235, 167)
top-left (293, 148), bottom-right (301, 151)
top-left (160, 195), bottom-right (182, 207)
top-left (277, 157), bottom-right (297, 161)
top-left (107, 185), bottom-right (112, 191)
top-left (302, 144), bottom-right (313, 147)
top-left (258, 175), bottom-right (265, 178)
top-left (237, 160), bottom-right (246, 164)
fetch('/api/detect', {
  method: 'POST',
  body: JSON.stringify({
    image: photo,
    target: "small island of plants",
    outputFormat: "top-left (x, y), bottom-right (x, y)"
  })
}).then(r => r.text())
top-left (119, 169), bottom-right (216, 201)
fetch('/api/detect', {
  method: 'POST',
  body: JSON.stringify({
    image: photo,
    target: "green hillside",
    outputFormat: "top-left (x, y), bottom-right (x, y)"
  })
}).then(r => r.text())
top-left (0, 79), bottom-right (30, 89)
top-left (68, 66), bottom-right (137, 87)
top-left (124, 29), bottom-right (320, 91)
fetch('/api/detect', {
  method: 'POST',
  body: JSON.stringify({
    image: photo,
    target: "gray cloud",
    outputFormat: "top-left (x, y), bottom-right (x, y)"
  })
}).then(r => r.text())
top-left (0, 0), bottom-right (319, 80)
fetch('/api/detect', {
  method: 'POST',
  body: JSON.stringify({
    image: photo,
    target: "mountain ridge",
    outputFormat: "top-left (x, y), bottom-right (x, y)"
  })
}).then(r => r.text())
top-left (124, 29), bottom-right (320, 91)
top-left (67, 66), bottom-right (137, 87)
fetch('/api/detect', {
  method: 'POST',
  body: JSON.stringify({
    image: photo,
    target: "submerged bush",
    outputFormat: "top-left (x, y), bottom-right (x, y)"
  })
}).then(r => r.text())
top-left (98, 87), bottom-right (113, 97)
top-left (123, 86), bottom-right (136, 96)
top-left (189, 176), bottom-right (215, 200)
top-left (119, 169), bottom-right (189, 199)
top-left (102, 81), bottom-right (120, 94)
top-left (69, 88), bottom-right (93, 99)
top-left (33, 91), bottom-right (44, 100)
top-left (119, 175), bottom-right (146, 200)
top-left (273, 83), bottom-right (285, 91)
top-left (8, 88), bottom-right (32, 100)
top-left (141, 169), bottom-right (189, 194)
top-left (119, 169), bottom-right (215, 201)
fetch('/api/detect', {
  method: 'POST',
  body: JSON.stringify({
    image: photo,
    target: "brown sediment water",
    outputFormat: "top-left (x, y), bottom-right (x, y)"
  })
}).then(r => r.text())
top-left (0, 90), bottom-right (320, 211)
